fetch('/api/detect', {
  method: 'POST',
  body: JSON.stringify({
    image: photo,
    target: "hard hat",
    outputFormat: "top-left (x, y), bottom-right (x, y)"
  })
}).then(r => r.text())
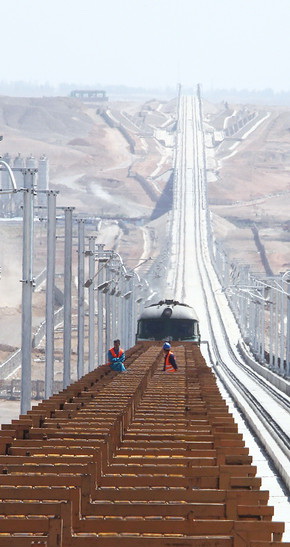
top-left (163, 342), bottom-right (171, 350)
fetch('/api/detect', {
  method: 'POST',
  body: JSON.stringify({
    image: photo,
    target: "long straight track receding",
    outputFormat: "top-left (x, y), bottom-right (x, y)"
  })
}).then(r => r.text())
top-left (0, 342), bottom-right (289, 546)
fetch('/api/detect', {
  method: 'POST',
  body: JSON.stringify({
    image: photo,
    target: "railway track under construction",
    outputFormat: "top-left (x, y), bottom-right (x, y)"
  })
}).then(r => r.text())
top-left (0, 342), bottom-right (289, 546)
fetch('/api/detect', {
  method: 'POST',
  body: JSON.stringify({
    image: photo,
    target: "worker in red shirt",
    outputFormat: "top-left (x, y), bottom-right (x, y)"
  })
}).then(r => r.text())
top-left (108, 339), bottom-right (126, 372)
top-left (162, 342), bottom-right (178, 372)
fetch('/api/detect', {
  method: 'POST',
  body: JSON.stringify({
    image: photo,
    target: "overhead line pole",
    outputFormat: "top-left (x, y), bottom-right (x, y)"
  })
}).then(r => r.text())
top-left (88, 236), bottom-right (96, 372)
top-left (77, 219), bottom-right (85, 379)
top-left (63, 207), bottom-right (74, 389)
top-left (45, 191), bottom-right (57, 399)
top-left (20, 169), bottom-right (37, 415)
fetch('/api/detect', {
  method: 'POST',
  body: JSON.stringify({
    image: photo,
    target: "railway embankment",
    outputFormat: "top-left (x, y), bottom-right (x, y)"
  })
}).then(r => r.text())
top-left (237, 339), bottom-right (290, 396)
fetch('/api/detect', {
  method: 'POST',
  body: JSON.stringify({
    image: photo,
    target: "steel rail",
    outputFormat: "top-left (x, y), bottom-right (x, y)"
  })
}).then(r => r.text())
top-left (177, 94), bottom-right (290, 486)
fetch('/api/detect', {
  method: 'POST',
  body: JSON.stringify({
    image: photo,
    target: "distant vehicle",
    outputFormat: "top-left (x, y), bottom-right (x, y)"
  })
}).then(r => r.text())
top-left (136, 299), bottom-right (200, 344)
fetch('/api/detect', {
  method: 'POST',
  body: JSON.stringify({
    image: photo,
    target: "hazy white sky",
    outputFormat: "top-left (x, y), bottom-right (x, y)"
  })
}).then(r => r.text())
top-left (1, 0), bottom-right (289, 91)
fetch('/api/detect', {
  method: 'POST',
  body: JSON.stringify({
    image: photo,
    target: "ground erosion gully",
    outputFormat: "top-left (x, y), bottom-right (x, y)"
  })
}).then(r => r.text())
top-left (0, 341), bottom-right (288, 546)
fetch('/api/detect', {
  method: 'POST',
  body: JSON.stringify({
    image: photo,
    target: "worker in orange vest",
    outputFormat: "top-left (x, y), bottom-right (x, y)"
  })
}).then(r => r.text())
top-left (108, 339), bottom-right (126, 372)
top-left (162, 342), bottom-right (178, 372)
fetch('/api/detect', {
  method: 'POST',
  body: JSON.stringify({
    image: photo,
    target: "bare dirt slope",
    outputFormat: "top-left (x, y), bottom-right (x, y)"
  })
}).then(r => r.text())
top-left (1, 95), bottom-right (290, 362)
top-left (0, 96), bottom-right (174, 217)
top-left (0, 95), bottom-right (175, 358)
top-left (206, 104), bottom-right (290, 274)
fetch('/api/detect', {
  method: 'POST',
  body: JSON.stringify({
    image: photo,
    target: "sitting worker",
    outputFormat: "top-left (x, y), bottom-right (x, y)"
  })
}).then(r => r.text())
top-left (107, 339), bottom-right (126, 372)
top-left (162, 342), bottom-right (178, 372)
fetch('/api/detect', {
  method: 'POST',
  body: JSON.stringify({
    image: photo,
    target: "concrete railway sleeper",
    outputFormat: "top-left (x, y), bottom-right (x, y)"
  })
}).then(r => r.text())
top-left (0, 342), bottom-right (289, 546)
